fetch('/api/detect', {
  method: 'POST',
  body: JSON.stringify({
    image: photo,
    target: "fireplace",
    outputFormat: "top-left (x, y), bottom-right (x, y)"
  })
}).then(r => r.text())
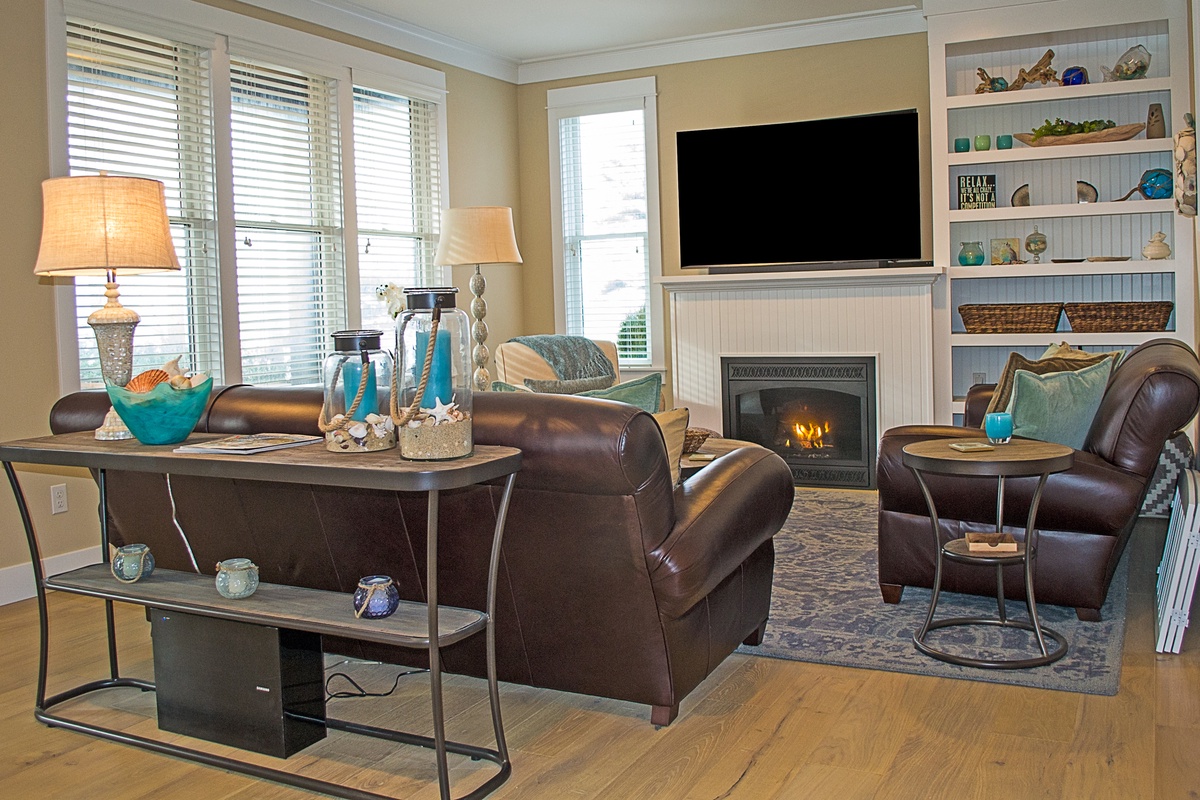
top-left (721, 356), bottom-right (877, 489)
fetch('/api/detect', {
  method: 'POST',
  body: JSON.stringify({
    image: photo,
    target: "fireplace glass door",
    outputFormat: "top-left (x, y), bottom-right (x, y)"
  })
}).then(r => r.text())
top-left (722, 357), bottom-right (877, 489)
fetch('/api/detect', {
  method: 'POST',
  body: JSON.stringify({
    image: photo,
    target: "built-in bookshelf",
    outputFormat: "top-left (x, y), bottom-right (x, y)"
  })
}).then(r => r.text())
top-left (927, 0), bottom-right (1194, 422)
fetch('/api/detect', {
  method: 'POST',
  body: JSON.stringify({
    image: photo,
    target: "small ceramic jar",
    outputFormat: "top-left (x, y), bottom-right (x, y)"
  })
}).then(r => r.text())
top-left (1142, 232), bottom-right (1172, 260)
top-left (353, 575), bottom-right (400, 619)
top-left (111, 543), bottom-right (154, 583)
top-left (215, 558), bottom-right (260, 599)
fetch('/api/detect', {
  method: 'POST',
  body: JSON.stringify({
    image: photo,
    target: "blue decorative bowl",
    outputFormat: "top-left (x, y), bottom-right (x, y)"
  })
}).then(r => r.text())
top-left (353, 575), bottom-right (400, 619)
top-left (106, 377), bottom-right (213, 445)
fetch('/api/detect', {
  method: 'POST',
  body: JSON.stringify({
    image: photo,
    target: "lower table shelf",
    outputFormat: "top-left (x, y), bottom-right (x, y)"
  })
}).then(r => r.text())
top-left (46, 564), bottom-right (488, 648)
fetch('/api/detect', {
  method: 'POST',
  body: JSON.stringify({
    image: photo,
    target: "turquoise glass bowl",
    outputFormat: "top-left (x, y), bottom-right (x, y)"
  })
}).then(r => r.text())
top-left (106, 377), bottom-right (213, 445)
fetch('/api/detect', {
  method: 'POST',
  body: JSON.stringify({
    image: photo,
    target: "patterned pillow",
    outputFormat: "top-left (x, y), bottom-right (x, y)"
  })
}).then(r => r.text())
top-left (522, 375), bottom-right (615, 394)
top-left (577, 373), bottom-right (662, 414)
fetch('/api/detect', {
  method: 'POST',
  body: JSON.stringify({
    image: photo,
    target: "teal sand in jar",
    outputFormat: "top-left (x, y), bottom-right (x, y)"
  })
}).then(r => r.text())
top-left (215, 558), bottom-right (259, 599)
top-left (111, 543), bottom-right (154, 583)
top-left (958, 241), bottom-right (985, 266)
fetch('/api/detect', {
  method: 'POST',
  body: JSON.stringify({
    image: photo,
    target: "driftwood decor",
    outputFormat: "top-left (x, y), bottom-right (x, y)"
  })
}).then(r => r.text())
top-left (975, 49), bottom-right (1059, 93)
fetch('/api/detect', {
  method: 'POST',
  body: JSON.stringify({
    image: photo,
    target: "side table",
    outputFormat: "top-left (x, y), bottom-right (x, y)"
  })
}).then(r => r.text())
top-left (901, 438), bottom-right (1074, 669)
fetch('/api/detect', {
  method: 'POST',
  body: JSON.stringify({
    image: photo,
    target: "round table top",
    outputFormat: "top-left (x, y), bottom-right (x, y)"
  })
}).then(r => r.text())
top-left (901, 437), bottom-right (1074, 477)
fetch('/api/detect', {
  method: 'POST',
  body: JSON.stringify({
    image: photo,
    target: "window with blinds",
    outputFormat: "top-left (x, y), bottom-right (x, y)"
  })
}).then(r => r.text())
top-left (60, 14), bottom-right (446, 388)
top-left (65, 20), bottom-right (222, 386)
top-left (230, 57), bottom-right (343, 385)
top-left (548, 78), bottom-right (660, 367)
top-left (353, 85), bottom-right (441, 334)
top-left (558, 109), bottom-right (650, 362)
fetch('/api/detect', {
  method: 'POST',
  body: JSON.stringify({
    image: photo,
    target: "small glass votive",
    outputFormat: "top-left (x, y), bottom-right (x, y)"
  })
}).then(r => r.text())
top-left (974, 135), bottom-right (991, 151)
top-left (996, 134), bottom-right (1013, 150)
top-left (984, 412), bottom-right (1013, 445)
top-left (953, 137), bottom-right (970, 153)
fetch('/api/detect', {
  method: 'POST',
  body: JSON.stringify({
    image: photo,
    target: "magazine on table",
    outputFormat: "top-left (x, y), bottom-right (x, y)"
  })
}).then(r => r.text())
top-left (173, 433), bottom-right (322, 455)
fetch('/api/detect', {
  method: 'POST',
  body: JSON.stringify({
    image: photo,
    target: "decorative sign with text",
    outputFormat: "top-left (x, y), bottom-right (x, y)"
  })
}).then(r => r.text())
top-left (958, 174), bottom-right (997, 209)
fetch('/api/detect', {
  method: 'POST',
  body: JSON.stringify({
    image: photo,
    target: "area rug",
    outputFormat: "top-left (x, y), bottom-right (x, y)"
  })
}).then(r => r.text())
top-left (738, 488), bottom-right (1129, 695)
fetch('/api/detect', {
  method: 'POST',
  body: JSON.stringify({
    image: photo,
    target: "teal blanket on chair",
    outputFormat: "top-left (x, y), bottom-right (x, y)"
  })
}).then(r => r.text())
top-left (510, 335), bottom-right (616, 392)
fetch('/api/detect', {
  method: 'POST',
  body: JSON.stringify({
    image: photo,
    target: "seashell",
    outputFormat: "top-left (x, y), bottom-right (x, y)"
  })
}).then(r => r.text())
top-left (161, 355), bottom-right (184, 378)
top-left (167, 375), bottom-right (191, 390)
top-left (348, 422), bottom-right (368, 439)
top-left (189, 372), bottom-right (209, 388)
top-left (125, 369), bottom-right (170, 393)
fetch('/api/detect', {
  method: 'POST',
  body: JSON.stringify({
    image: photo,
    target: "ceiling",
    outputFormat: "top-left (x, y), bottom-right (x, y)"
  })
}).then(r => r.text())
top-left (241, 0), bottom-right (927, 81)
top-left (337, 0), bottom-right (921, 63)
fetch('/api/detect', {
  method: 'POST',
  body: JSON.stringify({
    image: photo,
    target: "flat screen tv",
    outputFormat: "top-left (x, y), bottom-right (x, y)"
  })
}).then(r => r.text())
top-left (676, 109), bottom-right (923, 270)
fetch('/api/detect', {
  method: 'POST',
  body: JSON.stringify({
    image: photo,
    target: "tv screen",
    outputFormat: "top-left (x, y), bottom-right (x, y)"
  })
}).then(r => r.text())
top-left (676, 109), bottom-right (922, 269)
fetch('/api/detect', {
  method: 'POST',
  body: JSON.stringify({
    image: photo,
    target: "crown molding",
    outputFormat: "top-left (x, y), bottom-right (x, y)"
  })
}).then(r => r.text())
top-left (234, 1), bottom-right (927, 85)
top-left (517, 7), bottom-right (928, 84)
top-left (234, 0), bottom-right (521, 82)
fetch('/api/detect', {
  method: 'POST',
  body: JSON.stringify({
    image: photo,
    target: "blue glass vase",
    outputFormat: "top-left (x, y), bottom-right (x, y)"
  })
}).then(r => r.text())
top-left (353, 575), bottom-right (400, 619)
top-left (215, 558), bottom-right (259, 599)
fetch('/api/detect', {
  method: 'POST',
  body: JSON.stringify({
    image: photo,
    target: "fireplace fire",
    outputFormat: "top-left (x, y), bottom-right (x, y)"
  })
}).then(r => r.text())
top-left (722, 357), bottom-right (877, 489)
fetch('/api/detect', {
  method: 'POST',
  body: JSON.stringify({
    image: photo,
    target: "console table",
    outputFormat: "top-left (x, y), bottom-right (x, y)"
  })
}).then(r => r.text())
top-left (0, 432), bottom-right (521, 800)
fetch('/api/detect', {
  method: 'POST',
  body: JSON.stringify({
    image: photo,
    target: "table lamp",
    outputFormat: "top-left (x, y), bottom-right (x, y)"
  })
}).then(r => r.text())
top-left (35, 175), bottom-right (182, 438)
top-left (433, 206), bottom-right (523, 391)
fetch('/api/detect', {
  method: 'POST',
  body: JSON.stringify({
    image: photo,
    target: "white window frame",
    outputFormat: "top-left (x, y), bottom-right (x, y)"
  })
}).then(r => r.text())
top-left (547, 77), bottom-right (663, 370)
top-left (44, 0), bottom-right (449, 392)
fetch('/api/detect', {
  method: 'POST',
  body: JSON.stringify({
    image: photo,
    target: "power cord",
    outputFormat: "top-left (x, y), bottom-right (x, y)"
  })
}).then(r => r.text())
top-left (325, 667), bottom-right (429, 700)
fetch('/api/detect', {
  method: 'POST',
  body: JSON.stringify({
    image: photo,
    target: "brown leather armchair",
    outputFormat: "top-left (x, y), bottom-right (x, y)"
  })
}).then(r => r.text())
top-left (50, 388), bottom-right (795, 725)
top-left (876, 338), bottom-right (1200, 620)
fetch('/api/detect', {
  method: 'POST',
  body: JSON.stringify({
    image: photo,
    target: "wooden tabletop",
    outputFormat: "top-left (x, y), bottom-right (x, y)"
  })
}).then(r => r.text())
top-left (0, 431), bottom-right (521, 493)
top-left (902, 437), bottom-right (1074, 478)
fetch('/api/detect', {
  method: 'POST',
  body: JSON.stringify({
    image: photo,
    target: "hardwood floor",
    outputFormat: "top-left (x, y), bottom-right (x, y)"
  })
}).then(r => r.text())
top-left (1, 522), bottom-right (1197, 800)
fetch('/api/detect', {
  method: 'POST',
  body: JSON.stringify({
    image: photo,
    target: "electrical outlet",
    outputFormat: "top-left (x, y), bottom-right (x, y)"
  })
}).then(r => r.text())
top-left (972, 372), bottom-right (987, 385)
top-left (51, 484), bottom-right (68, 515)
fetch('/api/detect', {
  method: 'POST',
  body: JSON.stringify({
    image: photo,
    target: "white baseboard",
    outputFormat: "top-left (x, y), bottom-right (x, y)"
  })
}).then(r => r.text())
top-left (0, 546), bottom-right (103, 606)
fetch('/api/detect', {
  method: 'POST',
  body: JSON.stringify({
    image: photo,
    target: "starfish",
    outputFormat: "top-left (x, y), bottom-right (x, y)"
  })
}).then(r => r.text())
top-left (427, 397), bottom-right (458, 424)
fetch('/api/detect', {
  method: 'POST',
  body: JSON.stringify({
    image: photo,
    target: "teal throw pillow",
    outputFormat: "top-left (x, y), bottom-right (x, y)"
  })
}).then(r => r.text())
top-left (1007, 359), bottom-right (1113, 449)
top-left (489, 381), bottom-right (531, 392)
top-left (523, 375), bottom-right (614, 394)
top-left (578, 372), bottom-right (662, 413)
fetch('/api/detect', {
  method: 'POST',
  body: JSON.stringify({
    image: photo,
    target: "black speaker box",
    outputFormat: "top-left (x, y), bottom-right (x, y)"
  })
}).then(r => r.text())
top-left (150, 608), bottom-right (326, 758)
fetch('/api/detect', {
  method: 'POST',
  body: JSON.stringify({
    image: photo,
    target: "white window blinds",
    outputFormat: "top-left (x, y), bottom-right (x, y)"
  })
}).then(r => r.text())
top-left (65, 20), bottom-right (222, 386)
top-left (59, 12), bottom-right (447, 388)
top-left (548, 77), bottom-right (660, 368)
top-left (230, 56), bottom-right (344, 385)
top-left (352, 85), bottom-right (442, 334)
top-left (558, 108), bottom-right (650, 362)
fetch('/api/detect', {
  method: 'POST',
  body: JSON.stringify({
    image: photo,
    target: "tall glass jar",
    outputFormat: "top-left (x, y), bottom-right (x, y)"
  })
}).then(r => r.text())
top-left (395, 288), bottom-right (473, 460)
top-left (320, 330), bottom-right (396, 453)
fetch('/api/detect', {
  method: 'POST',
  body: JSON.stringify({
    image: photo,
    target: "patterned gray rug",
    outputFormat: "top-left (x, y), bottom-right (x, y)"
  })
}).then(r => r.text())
top-left (738, 488), bottom-right (1129, 695)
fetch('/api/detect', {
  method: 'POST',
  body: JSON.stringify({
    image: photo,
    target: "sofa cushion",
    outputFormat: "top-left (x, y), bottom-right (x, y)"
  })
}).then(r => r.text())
top-left (984, 350), bottom-right (1118, 418)
top-left (523, 375), bottom-right (614, 393)
top-left (652, 407), bottom-right (689, 486)
top-left (1008, 359), bottom-right (1113, 448)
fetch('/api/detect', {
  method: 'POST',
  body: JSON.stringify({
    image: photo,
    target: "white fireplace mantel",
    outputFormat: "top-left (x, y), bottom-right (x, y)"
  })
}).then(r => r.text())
top-left (657, 266), bottom-right (946, 435)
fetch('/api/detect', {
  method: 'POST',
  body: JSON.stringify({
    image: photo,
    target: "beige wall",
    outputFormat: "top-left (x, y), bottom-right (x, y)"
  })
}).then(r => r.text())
top-left (515, 34), bottom-right (932, 347)
top-left (0, 0), bottom-right (520, 573)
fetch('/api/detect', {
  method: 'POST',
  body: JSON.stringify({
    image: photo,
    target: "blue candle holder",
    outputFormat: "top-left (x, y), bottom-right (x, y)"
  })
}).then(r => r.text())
top-left (354, 575), bottom-right (400, 619)
top-left (985, 412), bottom-right (1013, 444)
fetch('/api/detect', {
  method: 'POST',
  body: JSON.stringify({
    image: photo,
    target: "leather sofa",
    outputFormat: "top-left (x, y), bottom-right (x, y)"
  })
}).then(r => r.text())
top-left (50, 387), bottom-right (795, 725)
top-left (876, 338), bottom-right (1200, 620)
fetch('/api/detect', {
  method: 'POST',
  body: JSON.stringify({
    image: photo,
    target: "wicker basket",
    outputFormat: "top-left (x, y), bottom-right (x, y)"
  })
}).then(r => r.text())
top-left (958, 302), bottom-right (1063, 333)
top-left (682, 427), bottom-right (716, 455)
top-left (1064, 301), bottom-right (1173, 332)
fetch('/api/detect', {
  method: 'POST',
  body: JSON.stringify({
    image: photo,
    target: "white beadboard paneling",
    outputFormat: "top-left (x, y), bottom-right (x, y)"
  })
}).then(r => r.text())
top-left (666, 278), bottom-right (937, 433)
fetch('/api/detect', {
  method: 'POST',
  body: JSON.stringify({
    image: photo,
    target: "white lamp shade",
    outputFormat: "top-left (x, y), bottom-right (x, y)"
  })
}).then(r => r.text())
top-left (35, 175), bottom-right (181, 277)
top-left (433, 206), bottom-right (523, 266)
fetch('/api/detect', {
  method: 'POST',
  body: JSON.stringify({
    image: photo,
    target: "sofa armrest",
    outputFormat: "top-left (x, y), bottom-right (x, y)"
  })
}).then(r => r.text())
top-left (963, 383), bottom-right (996, 428)
top-left (648, 446), bottom-right (794, 619)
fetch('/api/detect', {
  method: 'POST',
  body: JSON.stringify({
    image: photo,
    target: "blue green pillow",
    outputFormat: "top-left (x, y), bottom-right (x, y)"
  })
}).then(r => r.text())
top-left (490, 381), bottom-right (531, 392)
top-left (578, 372), bottom-right (662, 413)
top-left (1007, 359), bottom-right (1113, 449)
